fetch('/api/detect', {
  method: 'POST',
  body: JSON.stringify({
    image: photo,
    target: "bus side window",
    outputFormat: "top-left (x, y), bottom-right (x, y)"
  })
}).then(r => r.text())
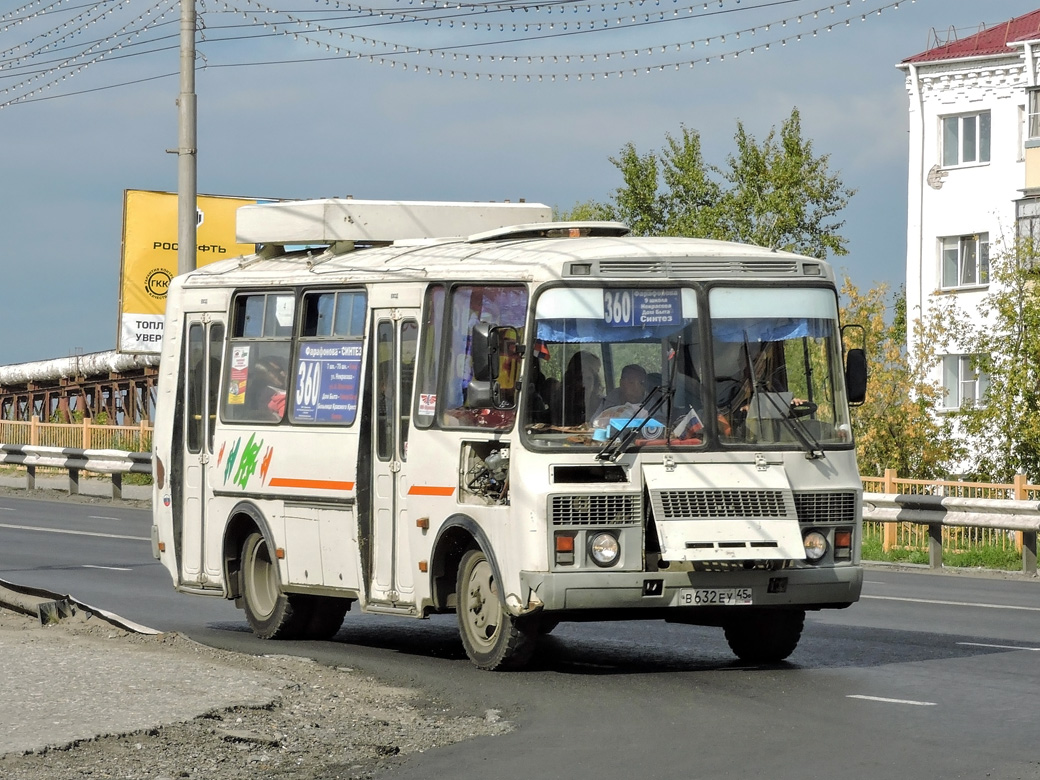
top-left (440, 285), bottom-right (529, 428)
top-left (413, 285), bottom-right (445, 430)
top-left (375, 322), bottom-right (393, 460)
top-left (223, 292), bottom-right (294, 424)
top-left (400, 320), bottom-right (418, 460)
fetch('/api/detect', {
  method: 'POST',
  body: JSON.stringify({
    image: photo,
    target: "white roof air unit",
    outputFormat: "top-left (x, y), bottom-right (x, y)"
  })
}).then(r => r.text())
top-left (236, 198), bottom-right (552, 245)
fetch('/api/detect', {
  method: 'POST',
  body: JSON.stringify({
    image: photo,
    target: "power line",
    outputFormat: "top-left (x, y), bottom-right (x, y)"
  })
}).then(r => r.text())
top-left (0, 0), bottom-right (917, 108)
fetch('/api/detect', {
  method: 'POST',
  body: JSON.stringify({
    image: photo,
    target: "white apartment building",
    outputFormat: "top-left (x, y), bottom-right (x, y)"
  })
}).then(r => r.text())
top-left (900, 10), bottom-right (1040, 415)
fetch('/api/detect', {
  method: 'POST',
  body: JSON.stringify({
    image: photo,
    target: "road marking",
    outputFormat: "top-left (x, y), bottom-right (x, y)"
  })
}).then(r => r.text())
top-left (88, 516), bottom-right (121, 521)
top-left (958, 642), bottom-right (1040, 652)
top-left (0, 522), bottom-right (148, 542)
top-left (847, 695), bottom-right (937, 707)
top-left (863, 594), bottom-right (1040, 612)
top-left (81, 564), bottom-right (133, 572)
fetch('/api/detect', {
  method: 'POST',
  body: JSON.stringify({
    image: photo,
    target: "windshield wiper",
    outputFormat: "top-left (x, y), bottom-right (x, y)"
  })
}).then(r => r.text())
top-left (595, 385), bottom-right (673, 462)
top-left (742, 332), bottom-right (824, 460)
top-left (752, 389), bottom-right (824, 460)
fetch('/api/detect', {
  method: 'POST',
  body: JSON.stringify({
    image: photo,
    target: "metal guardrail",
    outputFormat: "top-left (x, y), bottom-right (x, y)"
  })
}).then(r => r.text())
top-left (0, 443), bottom-right (152, 501)
top-left (0, 446), bottom-right (1037, 575)
top-left (862, 492), bottom-right (1040, 574)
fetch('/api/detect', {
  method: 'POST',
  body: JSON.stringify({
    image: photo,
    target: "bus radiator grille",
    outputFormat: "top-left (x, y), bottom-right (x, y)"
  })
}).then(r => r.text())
top-left (792, 491), bottom-right (858, 524)
top-left (651, 489), bottom-right (792, 520)
top-left (549, 494), bottom-right (642, 526)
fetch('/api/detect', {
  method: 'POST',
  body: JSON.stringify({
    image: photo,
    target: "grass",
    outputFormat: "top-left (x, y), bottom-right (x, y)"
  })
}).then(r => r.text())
top-left (861, 526), bottom-right (1025, 571)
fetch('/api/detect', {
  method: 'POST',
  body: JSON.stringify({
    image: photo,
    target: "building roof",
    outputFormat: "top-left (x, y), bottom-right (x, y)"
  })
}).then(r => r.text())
top-left (903, 9), bottom-right (1040, 64)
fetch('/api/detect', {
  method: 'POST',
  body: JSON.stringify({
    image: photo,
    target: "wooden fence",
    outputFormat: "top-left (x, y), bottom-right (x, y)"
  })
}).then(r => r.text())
top-left (0, 416), bottom-right (152, 454)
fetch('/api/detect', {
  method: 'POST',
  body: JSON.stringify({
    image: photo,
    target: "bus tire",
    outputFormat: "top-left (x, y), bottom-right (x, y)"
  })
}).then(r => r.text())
top-left (240, 531), bottom-right (310, 640)
top-left (723, 609), bottom-right (805, 664)
top-left (456, 549), bottom-right (537, 670)
top-left (300, 596), bottom-right (350, 640)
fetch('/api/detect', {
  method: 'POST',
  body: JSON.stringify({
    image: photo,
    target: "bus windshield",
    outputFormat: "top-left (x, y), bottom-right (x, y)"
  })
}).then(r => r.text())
top-left (523, 285), bottom-right (853, 450)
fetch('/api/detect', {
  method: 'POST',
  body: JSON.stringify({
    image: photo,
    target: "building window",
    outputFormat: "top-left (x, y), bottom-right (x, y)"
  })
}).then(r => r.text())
top-left (1029, 90), bottom-right (1040, 144)
top-left (942, 355), bottom-right (989, 410)
top-left (1017, 197), bottom-right (1040, 245)
top-left (942, 111), bottom-right (991, 167)
top-left (940, 233), bottom-right (989, 289)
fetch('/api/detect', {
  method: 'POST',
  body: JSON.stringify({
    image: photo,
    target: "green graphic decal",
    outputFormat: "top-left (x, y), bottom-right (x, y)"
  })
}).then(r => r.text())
top-left (233, 433), bottom-right (264, 489)
top-left (223, 437), bottom-right (242, 485)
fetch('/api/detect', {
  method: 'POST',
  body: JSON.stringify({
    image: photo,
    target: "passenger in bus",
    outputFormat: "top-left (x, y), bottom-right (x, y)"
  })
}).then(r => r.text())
top-left (256, 355), bottom-right (288, 420)
top-left (526, 356), bottom-right (557, 424)
top-left (552, 351), bottom-right (603, 427)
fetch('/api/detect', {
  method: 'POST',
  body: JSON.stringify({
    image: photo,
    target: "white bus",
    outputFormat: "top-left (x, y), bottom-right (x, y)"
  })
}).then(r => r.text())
top-left (151, 198), bottom-right (867, 670)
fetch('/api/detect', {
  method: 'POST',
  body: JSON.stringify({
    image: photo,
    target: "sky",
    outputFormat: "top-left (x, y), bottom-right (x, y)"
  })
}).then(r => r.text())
top-left (0, 0), bottom-right (1033, 364)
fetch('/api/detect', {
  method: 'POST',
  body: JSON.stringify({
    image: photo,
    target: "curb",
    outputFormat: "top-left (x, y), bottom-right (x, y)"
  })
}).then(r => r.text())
top-left (0, 576), bottom-right (160, 634)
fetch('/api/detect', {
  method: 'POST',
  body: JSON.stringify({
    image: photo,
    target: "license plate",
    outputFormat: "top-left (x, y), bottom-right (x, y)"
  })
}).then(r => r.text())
top-left (676, 587), bottom-right (753, 606)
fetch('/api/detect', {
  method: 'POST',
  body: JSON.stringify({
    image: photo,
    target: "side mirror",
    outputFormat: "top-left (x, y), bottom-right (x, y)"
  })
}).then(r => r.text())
top-left (467, 323), bottom-right (521, 409)
top-left (471, 322), bottom-right (492, 383)
top-left (845, 348), bottom-right (867, 406)
top-left (841, 324), bottom-right (867, 406)
top-left (489, 326), bottom-right (520, 409)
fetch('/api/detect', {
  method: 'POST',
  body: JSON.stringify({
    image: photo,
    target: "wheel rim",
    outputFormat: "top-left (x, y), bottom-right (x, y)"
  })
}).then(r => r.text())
top-left (244, 535), bottom-right (278, 620)
top-left (462, 556), bottom-right (502, 652)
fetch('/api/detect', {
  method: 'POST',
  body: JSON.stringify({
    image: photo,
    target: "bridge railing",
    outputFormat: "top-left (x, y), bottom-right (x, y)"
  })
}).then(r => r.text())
top-left (0, 443), bottom-right (151, 501)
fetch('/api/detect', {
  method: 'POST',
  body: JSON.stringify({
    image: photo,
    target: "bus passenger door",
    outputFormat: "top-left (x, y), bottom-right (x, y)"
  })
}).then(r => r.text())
top-left (179, 316), bottom-right (225, 588)
top-left (369, 310), bottom-right (419, 606)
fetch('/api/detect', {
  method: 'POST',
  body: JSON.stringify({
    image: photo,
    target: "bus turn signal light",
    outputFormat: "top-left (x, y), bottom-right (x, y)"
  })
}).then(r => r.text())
top-left (555, 532), bottom-right (576, 566)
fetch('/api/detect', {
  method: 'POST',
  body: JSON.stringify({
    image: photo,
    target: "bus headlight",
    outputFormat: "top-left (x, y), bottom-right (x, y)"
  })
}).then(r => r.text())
top-left (588, 532), bottom-right (620, 567)
top-left (803, 531), bottom-right (828, 562)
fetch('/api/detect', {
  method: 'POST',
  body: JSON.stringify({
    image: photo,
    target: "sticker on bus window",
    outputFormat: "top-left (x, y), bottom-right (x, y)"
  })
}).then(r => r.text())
top-left (603, 290), bottom-right (680, 327)
top-left (292, 341), bottom-right (363, 424)
top-left (228, 346), bottom-right (250, 405)
top-left (418, 393), bottom-right (437, 416)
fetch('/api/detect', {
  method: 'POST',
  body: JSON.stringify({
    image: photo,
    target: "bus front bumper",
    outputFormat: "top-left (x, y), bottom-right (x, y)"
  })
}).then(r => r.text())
top-left (518, 565), bottom-right (863, 614)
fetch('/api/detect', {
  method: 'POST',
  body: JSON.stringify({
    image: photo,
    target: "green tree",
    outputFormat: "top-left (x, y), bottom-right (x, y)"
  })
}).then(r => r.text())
top-left (841, 280), bottom-right (960, 479)
top-left (718, 110), bottom-right (853, 258)
top-left (567, 108), bottom-right (855, 258)
top-left (940, 235), bottom-right (1040, 481)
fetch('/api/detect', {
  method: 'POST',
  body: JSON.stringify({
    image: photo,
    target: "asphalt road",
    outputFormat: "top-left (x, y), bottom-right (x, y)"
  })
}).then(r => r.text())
top-left (2, 493), bottom-right (1039, 780)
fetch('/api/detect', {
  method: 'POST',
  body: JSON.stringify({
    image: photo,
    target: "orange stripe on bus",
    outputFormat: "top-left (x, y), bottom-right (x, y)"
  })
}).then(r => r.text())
top-left (268, 478), bottom-right (355, 491)
top-left (408, 485), bottom-right (455, 497)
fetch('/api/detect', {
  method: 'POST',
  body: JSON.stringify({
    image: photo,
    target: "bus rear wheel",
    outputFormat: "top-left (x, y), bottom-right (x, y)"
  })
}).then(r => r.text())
top-left (456, 549), bottom-right (537, 670)
top-left (240, 531), bottom-right (311, 640)
top-left (723, 609), bottom-right (805, 664)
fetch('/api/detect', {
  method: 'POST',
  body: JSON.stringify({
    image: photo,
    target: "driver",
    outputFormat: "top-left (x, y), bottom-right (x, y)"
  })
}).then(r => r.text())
top-left (590, 364), bottom-right (648, 426)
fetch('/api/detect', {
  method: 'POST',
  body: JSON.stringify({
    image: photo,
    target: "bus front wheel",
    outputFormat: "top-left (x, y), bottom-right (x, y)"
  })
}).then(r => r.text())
top-left (456, 549), bottom-right (537, 670)
top-left (240, 531), bottom-right (310, 640)
top-left (723, 609), bottom-right (805, 664)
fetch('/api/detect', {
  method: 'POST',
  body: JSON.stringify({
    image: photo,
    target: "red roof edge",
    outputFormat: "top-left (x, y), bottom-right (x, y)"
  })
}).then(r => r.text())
top-left (903, 9), bottom-right (1040, 64)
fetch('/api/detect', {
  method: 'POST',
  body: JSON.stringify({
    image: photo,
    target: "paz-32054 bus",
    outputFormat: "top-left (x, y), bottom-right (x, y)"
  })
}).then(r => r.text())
top-left (151, 198), bottom-right (867, 670)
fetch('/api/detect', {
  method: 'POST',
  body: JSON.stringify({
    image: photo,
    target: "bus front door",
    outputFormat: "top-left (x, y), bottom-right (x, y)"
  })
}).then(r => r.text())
top-left (369, 311), bottom-right (419, 607)
top-left (179, 316), bottom-right (225, 588)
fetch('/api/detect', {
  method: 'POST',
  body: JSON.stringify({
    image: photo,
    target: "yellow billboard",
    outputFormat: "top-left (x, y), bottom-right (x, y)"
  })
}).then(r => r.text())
top-left (118, 189), bottom-right (262, 354)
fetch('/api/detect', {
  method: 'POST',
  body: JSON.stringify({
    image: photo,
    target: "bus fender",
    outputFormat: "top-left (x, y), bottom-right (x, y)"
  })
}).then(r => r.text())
top-left (429, 514), bottom-right (510, 614)
top-left (223, 500), bottom-right (278, 602)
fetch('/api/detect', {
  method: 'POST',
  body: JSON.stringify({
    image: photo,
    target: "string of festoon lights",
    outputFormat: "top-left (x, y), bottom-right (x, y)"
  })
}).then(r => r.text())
top-left (0, 0), bottom-right (914, 109)
top-left (214, 0), bottom-right (811, 32)
top-left (211, 0), bottom-right (911, 80)
top-left (0, 0), bottom-right (178, 108)
top-left (1, 0), bottom-right (135, 59)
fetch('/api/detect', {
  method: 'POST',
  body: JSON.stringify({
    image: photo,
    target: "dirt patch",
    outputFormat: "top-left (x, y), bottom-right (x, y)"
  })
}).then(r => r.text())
top-left (0, 608), bottom-right (510, 779)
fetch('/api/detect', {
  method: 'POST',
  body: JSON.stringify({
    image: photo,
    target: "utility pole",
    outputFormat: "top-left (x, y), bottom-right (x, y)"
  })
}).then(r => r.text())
top-left (177, 0), bottom-right (197, 277)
